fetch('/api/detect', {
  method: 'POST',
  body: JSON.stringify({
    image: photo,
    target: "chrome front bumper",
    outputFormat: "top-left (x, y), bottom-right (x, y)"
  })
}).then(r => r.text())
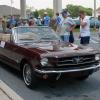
top-left (34, 64), bottom-right (100, 74)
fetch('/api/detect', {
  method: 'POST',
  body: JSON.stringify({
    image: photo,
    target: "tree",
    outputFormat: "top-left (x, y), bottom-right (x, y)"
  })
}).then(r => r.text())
top-left (38, 8), bottom-right (53, 18)
top-left (33, 10), bottom-right (39, 18)
top-left (32, 8), bottom-right (53, 18)
top-left (66, 4), bottom-right (92, 17)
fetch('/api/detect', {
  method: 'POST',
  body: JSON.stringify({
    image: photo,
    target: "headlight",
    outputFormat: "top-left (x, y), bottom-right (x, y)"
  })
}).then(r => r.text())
top-left (95, 54), bottom-right (100, 61)
top-left (40, 58), bottom-right (48, 66)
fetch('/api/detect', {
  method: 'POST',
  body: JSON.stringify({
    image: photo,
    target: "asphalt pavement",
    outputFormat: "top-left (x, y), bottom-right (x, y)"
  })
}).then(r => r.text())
top-left (0, 61), bottom-right (100, 100)
top-left (0, 30), bottom-right (100, 100)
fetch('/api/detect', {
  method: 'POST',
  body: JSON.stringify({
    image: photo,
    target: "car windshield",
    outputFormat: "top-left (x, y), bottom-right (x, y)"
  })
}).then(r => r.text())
top-left (13, 26), bottom-right (60, 43)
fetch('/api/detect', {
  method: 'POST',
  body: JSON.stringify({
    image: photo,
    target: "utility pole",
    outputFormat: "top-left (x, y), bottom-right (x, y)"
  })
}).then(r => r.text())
top-left (94, 0), bottom-right (96, 29)
top-left (53, 0), bottom-right (62, 16)
top-left (20, 0), bottom-right (26, 19)
top-left (10, 0), bottom-right (13, 16)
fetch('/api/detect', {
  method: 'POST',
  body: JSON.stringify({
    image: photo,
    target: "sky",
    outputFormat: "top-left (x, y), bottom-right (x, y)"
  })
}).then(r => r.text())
top-left (0, 0), bottom-right (100, 10)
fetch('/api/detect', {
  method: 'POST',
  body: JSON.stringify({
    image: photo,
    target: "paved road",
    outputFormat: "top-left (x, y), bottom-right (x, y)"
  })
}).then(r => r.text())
top-left (0, 33), bottom-right (100, 100)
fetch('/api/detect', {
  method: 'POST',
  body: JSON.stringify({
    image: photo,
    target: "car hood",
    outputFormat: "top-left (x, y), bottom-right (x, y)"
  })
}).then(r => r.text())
top-left (20, 42), bottom-right (97, 58)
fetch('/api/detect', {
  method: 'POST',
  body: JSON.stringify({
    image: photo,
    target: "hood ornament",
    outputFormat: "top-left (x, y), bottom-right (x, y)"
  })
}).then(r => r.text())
top-left (73, 56), bottom-right (80, 64)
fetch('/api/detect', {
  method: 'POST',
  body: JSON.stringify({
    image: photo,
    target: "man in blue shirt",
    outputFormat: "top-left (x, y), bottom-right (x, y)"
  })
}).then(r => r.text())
top-left (43, 12), bottom-right (50, 26)
top-left (8, 16), bottom-right (16, 27)
top-left (55, 13), bottom-right (61, 33)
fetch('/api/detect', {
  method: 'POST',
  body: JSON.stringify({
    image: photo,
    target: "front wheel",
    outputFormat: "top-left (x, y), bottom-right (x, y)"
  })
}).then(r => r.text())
top-left (23, 63), bottom-right (38, 89)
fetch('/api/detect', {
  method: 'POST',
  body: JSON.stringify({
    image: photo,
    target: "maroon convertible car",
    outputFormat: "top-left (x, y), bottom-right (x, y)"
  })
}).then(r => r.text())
top-left (0, 26), bottom-right (100, 88)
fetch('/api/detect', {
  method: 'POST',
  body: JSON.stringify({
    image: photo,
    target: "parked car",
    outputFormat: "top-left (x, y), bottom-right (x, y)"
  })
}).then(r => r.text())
top-left (90, 17), bottom-right (99, 28)
top-left (0, 26), bottom-right (100, 89)
top-left (73, 16), bottom-right (99, 28)
top-left (73, 17), bottom-right (80, 27)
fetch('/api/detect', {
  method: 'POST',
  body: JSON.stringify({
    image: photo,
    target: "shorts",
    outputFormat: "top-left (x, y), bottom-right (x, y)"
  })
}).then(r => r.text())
top-left (80, 36), bottom-right (90, 44)
top-left (60, 35), bottom-right (69, 42)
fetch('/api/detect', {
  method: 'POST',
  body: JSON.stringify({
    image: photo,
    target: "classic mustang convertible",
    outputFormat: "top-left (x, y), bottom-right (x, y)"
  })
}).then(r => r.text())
top-left (0, 26), bottom-right (100, 88)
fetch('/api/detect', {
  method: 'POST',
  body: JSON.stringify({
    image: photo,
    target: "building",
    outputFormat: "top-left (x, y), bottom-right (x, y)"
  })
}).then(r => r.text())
top-left (92, 7), bottom-right (100, 17)
top-left (96, 7), bottom-right (100, 17)
top-left (0, 5), bottom-right (20, 17)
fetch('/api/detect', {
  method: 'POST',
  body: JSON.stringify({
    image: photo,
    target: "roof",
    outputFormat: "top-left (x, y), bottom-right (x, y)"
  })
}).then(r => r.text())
top-left (0, 5), bottom-right (20, 17)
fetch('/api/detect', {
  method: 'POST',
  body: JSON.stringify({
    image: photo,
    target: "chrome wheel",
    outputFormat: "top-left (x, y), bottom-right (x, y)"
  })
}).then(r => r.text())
top-left (23, 64), bottom-right (32, 86)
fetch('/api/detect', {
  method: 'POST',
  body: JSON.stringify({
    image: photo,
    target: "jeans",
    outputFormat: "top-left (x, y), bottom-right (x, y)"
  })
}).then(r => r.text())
top-left (80, 36), bottom-right (90, 44)
top-left (60, 35), bottom-right (69, 42)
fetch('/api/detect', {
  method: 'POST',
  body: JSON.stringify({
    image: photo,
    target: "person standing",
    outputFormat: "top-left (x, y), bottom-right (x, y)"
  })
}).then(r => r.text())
top-left (97, 15), bottom-right (100, 37)
top-left (67, 12), bottom-right (75, 43)
top-left (8, 16), bottom-right (16, 27)
top-left (79, 11), bottom-right (90, 45)
top-left (28, 17), bottom-right (34, 26)
top-left (55, 13), bottom-right (61, 33)
top-left (37, 17), bottom-right (42, 26)
top-left (43, 12), bottom-right (50, 26)
top-left (60, 10), bottom-right (76, 42)
top-left (2, 16), bottom-right (7, 33)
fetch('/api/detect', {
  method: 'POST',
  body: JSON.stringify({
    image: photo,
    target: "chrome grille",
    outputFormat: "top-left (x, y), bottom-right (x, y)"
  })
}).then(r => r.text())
top-left (56, 55), bottom-right (95, 67)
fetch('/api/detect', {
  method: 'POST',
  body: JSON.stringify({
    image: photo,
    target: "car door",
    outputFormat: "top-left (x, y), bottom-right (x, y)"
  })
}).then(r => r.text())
top-left (0, 29), bottom-right (22, 70)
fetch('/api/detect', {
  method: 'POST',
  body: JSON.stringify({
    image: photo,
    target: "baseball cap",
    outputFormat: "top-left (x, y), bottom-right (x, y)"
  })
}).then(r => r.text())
top-left (61, 9), bottom-right (69, 16)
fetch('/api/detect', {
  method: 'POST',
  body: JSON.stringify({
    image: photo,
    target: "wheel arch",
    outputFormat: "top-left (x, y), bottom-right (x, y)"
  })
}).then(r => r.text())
top-left (20, 58), bottom-right (29, 73)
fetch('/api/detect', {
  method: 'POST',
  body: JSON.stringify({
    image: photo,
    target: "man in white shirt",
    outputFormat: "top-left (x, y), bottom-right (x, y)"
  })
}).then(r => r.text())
top-left (79, 11), bottom-right (90, 45)
top-left (60, 10), bottom-right (76, 42)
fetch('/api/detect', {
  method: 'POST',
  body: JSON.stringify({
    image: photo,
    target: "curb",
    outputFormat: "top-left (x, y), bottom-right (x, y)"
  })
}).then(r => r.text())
top-left (0, 80), bottom-right (23, 100)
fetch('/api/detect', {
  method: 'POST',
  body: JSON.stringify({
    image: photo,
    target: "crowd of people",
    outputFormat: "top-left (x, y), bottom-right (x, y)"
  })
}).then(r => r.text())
top-left (1, 9), bottom-right (100, 45)
top-left (1, 12), bottom-right (50, 33)
top-left (55, 10), bottom-right (100, 46)
top-left (55, 10), bottom-right (90, 45)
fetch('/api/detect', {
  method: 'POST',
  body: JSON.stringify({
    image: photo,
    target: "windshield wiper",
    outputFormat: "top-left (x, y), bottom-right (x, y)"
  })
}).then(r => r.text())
top-left (19, 39), bottom-right (34, 40)
top-left (40, 37), bottom-right (52, 40)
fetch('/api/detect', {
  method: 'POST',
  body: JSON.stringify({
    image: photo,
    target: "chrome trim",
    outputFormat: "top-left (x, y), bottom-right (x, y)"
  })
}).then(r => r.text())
top-left (34, 64), bottom-right (100, 74)
top-left (58, 57), bottom-right (94, 62)
top-left (58, 59), bottom-right (73, 63)
top-left (57, 60), bottom-right (96, 67)
top-left (83, 58), bottom-right (93, 60)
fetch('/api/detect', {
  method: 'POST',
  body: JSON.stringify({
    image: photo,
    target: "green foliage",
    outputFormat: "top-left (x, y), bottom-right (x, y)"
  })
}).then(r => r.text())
top-left (33, 10), bottom-right (39, 18)
top-left (66, 4), bottom-right (93, 17)
top-left (31, 5), bottom-right (92, 18)
top-left (32, 8), bottom-right (53, 18)
top-left (38, 8), bottom-right (53, 17)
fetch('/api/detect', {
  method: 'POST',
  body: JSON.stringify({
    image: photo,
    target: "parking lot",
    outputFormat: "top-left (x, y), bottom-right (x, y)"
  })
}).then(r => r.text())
top-left (0, 32), bottom-right (99, 100)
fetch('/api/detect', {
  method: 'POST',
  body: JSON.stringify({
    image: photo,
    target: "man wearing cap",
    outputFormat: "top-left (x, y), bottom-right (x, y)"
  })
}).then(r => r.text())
top-left (60, 10), bottom-right (76, 42)
top-left (43, 12), bottom-right (50, 26)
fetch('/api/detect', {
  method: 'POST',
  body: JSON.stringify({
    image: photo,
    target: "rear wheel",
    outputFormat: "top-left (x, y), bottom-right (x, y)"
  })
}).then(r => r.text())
top-left (23, 63), bottom-right (38, 89)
